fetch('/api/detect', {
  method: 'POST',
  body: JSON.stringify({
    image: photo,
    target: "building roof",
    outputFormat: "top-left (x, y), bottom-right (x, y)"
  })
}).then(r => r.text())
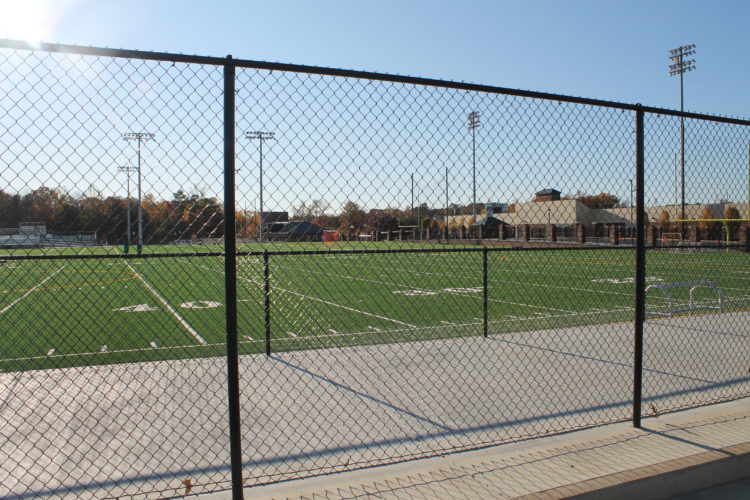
top-left (266, 220), bottom-right (323, 235)
top-left (535, 188), bottom-right (560, 196)
top-left (471, 216), bottom-right (507, 227)
top-left (262, 211), bottom-right (289, 224)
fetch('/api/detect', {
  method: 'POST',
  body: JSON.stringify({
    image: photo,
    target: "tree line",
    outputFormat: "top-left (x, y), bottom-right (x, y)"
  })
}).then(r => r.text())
top-left (0, 187), bottom-right (224, 244)
top-left (3, 186), bottom-right (655, 243)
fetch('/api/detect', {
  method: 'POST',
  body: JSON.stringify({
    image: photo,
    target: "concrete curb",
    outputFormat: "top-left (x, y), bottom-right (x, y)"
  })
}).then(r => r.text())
top-left (528, 442), bottom-right (750, 499)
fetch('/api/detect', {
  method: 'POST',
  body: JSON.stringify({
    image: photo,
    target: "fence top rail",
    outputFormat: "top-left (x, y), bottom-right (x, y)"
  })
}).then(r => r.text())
top-left (0, 244), bottom-right (634, 261)
top-left (2, 38), bottom-right (749, 126)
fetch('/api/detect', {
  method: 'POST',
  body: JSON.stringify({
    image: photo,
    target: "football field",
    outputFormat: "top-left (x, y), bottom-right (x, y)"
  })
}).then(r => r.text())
top-left (1, 245), bottom-right (749, 372)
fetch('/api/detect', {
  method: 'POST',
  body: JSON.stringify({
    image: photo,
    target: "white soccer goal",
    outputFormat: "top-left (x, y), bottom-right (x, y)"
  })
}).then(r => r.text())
top-left (645, 280), bottom-right (724, 317)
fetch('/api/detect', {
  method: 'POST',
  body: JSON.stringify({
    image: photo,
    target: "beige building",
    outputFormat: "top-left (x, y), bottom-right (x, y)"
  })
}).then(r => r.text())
top-left (443, 200), bottom-right (748, 228)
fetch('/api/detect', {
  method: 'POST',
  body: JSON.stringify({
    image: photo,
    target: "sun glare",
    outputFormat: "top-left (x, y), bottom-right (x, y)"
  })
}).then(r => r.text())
top-left (0, 0), bottom-right (52, 42)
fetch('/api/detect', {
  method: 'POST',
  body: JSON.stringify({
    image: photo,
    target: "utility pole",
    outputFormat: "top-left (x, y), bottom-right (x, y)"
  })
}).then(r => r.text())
top-left (123, 132), bottom-right (155, 254)
top-left (669, 44), bottom-right (696, 233)
top-left (467, 111), bottom-right (481, 223)
top-left (117, 165), bottom-right (138, 253)
top-left (245, 131), bottom-right (276, 243)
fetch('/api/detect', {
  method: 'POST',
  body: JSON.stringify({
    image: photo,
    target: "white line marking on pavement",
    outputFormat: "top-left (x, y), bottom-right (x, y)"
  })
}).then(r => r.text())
top-left (126, 262), bottom-right (207, 345)
top-left (0, 264), bottom-right (68, 315)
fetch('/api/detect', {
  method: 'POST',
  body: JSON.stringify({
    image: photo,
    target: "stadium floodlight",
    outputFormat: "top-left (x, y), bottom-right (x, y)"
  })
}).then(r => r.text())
top-left (117, 165), bottom-right (138, 254)
top-left (122, 132), bottom-right (155, 254)
top-left (467, 111), bottom-right (481, 222)
top-left (668, 44), bottom-right (696, 231)
top-left (245, 131), bottom-right (276, 243)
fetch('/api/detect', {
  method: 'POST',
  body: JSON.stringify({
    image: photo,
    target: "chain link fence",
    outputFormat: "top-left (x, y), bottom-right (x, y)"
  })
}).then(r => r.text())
top-left (1, 40), bottom-right (749, 498)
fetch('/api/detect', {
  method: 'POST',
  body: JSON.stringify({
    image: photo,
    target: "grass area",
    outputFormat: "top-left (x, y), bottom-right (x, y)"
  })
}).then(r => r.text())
top-left (1, 244), bottom-right (748, 372)
top-left (0, 239), bottom-right (482, 258)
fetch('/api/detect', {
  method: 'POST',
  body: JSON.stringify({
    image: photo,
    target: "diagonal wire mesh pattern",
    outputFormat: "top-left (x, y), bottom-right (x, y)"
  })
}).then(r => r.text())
top-left (0, 40), bottom-right (749, 497)
top-left (642, 113), bottom-right (750, 418)
top-left (0, 47), bottom-right (232, 498)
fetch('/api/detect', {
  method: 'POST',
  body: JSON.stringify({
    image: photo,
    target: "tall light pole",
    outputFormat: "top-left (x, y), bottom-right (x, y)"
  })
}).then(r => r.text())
top-left (123, 132), bottom-right (155, 254)
top-left (245, 131), bottom-right (275, 243)
top-left (669, 44), bottom-right (696, 231)
top-left (467, 111), bottom-right (481, 222)
top-left (117, 165), bottom-right (138, 253)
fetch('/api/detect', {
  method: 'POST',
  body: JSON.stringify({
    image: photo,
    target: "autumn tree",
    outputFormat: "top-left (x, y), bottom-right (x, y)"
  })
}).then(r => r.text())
top-left (698, 207), bottom-right (719, 238)
top-left (236, 211), bottom-right (260, 238)
top-left (293, 199), bottom-right (330, 221)
top-left (723, 205), bottom-right (741, 241)
top-left (312, 214), bottom-right (340, 230)
top-left (338, 201), bottom-right (365, 236)
top-left (364, 209), bottom-right (399, 233)
top-left (576, 192), bottom-right (621, 210)
top-left (420, 216), bottom-right (437, 232)
top-left (658, 210), bottom-right (671, 231)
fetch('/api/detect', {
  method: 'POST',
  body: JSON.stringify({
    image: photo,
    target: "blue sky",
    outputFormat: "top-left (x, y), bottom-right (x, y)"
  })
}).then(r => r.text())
top-left (1, 0), bottom-right (749, 212)
top-left (2, 0), bottom-right (748, 118)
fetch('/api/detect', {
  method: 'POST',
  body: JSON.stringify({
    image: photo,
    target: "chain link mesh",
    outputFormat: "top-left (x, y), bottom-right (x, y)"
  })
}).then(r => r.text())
top-left (0, 42), bottom-right (748, 497)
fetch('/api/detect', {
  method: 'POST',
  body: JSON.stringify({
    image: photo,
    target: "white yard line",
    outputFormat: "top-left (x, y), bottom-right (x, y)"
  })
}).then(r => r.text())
top-left (0, 264), bottom-right (68, 315)
top-left (178, 257), bottom-right (417, 329)
top-left (284, 264), bottom-right (577, 313)
top-left (274, 286), bottom-right (417, 328)
top-left (126, 262), bottom-right (207, 345)
top-left (360, 258), bottom-right (636, 299)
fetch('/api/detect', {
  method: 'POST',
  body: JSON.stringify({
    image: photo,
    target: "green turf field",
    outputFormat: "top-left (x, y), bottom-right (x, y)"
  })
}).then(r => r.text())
top-left (1, 244), bottom-right (748, 372)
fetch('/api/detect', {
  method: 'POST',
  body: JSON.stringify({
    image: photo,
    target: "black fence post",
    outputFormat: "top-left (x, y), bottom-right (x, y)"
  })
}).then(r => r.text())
top-left (223, 56), bottom-right (245, 499)
top-left (264, 250), bottom-right (271, 356)
top-left (483, 246), bottom-right (489, 338)
top-left (633, 105), bottom-right (645, 428)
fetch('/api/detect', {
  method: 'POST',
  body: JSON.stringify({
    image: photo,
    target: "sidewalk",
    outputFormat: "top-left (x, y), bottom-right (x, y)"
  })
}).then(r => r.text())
top-left (201, 397), bottom-right (750, 499)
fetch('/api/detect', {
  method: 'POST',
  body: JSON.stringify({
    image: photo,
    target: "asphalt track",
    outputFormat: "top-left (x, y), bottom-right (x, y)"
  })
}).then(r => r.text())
top-left (1, 311), bottom-right (748, 498)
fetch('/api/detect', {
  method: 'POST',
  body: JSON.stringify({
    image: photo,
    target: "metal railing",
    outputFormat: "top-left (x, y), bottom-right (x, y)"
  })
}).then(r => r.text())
top-left (1, 39), bottom-right (749, 498)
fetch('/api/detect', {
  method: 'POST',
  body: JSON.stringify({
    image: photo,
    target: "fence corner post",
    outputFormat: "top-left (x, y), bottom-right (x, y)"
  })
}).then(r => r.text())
top-left (223, 55), bottom-right (245, 499)
top-left (633, 105), bottom-right (645, 428)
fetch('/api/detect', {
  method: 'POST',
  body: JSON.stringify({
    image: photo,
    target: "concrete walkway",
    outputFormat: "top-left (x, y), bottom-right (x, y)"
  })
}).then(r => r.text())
top-left (1, 311), bottom-right (747, 498)
top-left (203, 398), bottom-right (750, 499)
